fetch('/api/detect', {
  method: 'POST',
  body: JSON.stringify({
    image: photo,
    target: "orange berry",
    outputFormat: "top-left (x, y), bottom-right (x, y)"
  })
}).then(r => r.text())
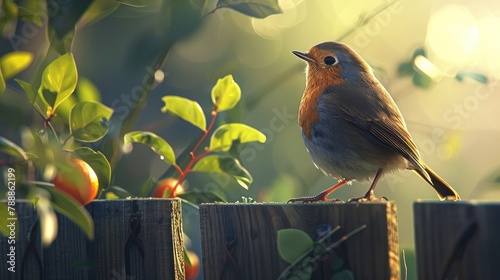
top-left (185, 250), bottom-right (200, 279)
top-left (53, 158), bottom-right (99, 205)
top-left (153, 178), bottom-right (183, 198)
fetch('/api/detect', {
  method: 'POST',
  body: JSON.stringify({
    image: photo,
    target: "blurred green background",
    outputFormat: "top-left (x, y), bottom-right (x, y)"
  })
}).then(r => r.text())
top-left (1, 0), bottom-right (500, 276)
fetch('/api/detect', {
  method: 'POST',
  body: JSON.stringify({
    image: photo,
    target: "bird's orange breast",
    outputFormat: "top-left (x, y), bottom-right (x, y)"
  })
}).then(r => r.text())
top-left (299, 67), bottom-right (344, 139)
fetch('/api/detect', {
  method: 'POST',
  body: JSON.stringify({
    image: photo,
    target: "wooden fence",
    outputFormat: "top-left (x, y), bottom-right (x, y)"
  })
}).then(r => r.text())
top-left (0, 199), bottom-right (184, 280)
top-left (2, 200), bottom-right (500, 279)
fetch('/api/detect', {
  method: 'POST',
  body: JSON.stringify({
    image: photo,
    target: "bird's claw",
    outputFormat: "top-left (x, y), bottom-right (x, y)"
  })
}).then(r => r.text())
top-left (347, 193), bottom-right (388, 203)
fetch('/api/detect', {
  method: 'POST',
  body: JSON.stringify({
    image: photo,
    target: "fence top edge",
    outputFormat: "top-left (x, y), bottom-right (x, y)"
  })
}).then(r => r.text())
top-left (414, 199), bottom-right (500, 206)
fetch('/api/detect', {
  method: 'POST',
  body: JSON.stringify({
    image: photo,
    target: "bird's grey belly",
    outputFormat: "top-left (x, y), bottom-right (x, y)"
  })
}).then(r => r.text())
top-left (302, 120), bottom-right (404, 181)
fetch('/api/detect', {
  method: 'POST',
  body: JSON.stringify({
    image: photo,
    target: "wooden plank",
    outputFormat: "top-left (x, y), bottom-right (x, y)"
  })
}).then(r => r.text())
top-left (43, 213), bottom-right (89, 280)
top-left (0, 199), bottom-right (185, 280)
top-left (414, 201), bottom-right (500, 280)
top-left (200, 202), bottom-right (400, 280)
top-left (0, 200), bottom-right (40, 280)
top-left (87, 199), bottom-right (185, 280)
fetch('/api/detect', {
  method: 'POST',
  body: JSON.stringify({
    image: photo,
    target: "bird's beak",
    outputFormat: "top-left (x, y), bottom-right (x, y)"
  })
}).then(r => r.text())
top-left (292, 51), bottom-right (315, 63)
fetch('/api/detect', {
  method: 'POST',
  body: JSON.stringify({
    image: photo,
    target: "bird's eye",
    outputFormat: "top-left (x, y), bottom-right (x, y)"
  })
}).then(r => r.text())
top-left (324, 56), bottom-right (336, 65)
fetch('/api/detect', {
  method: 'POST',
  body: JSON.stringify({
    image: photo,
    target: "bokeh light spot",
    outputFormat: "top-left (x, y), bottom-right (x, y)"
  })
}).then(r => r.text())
top-left (251, 0), bottom-right (306, 39)
top-left (427, 5), bottom-right (479, 67)
top-left (154, 70), bottom-right (164, 83)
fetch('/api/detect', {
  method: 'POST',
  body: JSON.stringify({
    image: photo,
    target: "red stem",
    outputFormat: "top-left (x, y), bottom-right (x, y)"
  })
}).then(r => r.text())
top-left (173, 164), bottom-right (184, 177)
top-left (190, 108), bottom-right (218, 157)
top-left (169, 108), bottom-right (218, 197)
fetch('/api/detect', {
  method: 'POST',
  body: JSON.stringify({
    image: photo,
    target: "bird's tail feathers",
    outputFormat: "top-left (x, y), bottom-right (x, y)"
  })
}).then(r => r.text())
top-left (415, 163), bottom-right (460, 201)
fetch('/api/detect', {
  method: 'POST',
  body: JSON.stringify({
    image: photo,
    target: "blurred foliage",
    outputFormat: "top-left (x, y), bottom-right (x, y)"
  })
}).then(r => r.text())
top-left (0, 51), bottom-right (33, 95)
top-left (277, 225), bottom-right (364, 280)
top-left (398, 47), bottom-right (488, 89)
top-left (209, 0), bottom-right (283, 19)
top-left (0, 0), bottom-right (280, 250)
top-left (0, 1), bottom-right (499, 278)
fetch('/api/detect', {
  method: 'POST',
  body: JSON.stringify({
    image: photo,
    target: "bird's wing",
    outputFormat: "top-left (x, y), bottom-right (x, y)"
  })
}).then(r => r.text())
top-left (321, 84), bottom-right (430, 181)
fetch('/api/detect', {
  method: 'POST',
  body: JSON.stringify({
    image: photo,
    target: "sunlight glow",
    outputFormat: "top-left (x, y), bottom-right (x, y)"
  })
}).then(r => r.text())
top-left (251, 0), bottom-right (306, 38)
top-left (427, 5), bottom-right (479, 67)
top-left (478, 16), bottom-right (500, 78)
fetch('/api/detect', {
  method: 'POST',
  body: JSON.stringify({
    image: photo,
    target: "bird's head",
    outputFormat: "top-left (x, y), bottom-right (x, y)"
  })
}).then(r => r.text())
top-left (292, 42), bottom-right (372, 86)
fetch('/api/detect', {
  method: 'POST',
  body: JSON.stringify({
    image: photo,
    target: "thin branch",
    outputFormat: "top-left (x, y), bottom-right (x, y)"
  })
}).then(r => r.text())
top-left (191, 108), bottom-right (218, 157)
top-left (168, 109), bottom-right (218, 197)
top-left (173, 164), bottom-right (184, 177)
top-left (335, 0), bottom-right (399, 42)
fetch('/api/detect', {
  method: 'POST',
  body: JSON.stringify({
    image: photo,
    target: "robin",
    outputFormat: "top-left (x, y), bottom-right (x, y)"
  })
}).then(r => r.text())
top-left (289, 42), bottom-right (460, 203)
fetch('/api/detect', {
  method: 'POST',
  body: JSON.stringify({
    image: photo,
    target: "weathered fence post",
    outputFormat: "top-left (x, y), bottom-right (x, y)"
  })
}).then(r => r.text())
top-left (1, 198), bottom-right (185, 280)
top-left (87, 199), bottom-right (185, 280)
top-left (1, 200), bottom-right (40, 280)
top-left (200, 202), bottom-right (400, 280)
top-left (414, 201), bottom-right (500, 280)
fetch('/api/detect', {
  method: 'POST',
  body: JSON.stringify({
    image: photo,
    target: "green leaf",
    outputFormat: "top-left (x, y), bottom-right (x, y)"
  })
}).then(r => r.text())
top-left (70, 101), bottom-right (113, 142)
top-left (56, 95), bottom-right (77, 123)
top-left (17, 0), bottom-right (44, 25)
top-left (80, 0), bottom-right (120, 26)
top-left (178, 191), bottom-right (226, 204)
top-left (114, 0), bottom-right (160, 7)
top-left (56, 77), bottom-right (99, 123)
top-left (161, 96), bottom-right (206, 131)
top-left (0, 52), bottom-right (33, 80)
top-left (412, 47), bottom-right (427, 59)
top-left (16, 78), bottom-right (48, 115)
top-left (455, 71), bottom-right (488, 84)
top-left (398, 48), bottom-right (427, 79)
top-left (49, 28), bottom-right (76, 55)
top-left (15, 79), bottom-right (36, 102)
top-left (330, 257), bottom-right (345, 272)
top-left (74, 147), bottom-right (112, 191)
top-left (124, 131), bottom-right (177, 166)
top-left (184, 247), bottom-right (191, 267)
top-left (35, 182), bottom-right (94, 239)
top-left (210, 123), bottom-right (266, 152)
top-left (76, 77), bottom-right (101, 102)
top-left (277, 229), bottom-right (313, 264)
top-left (412, 72), bottom-right (433, 89)
top-left (0, 0), bottom-right (18, 34)
top-left (0, 69), bottom-right (5, 96)
top-left (397, 61), bottom-right (413, 77)
top-left (211, 75), bottom-right (241, 111)
top-left (217, 0), bottom-right (282, 18)
top-left (0, 136), bottom-right (29, 160)
top-left (192, 155), bottom-right (252, 189)
top-left (39, 53), bottom-right (78, 114)
top-left (138, 176), bottom-right (156, 197)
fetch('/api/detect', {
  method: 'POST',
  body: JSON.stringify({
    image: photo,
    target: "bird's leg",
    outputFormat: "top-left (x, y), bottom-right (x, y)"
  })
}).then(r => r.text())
top-left (288, 179), bottom-right (350, 203)
top-left (348, 168), bottom-right (388, 202)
